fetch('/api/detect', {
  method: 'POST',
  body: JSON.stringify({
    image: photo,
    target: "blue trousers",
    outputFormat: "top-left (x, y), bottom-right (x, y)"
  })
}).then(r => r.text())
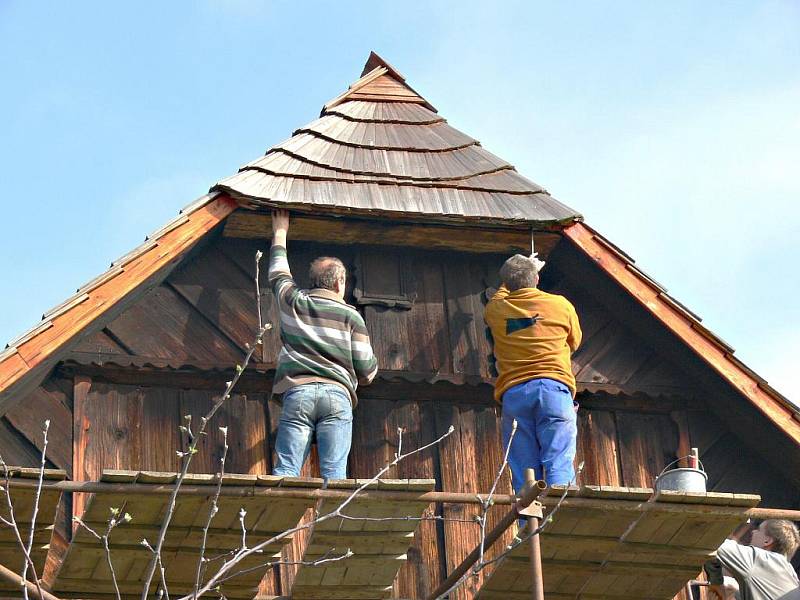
top-left (273, 383), bottom-right (353, 480)
top-left (501, 378), bottom-right (577, 493)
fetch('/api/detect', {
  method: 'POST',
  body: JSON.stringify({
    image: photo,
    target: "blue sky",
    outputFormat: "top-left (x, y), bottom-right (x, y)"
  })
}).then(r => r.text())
top-left (1, 1), bottom-right (798, 403)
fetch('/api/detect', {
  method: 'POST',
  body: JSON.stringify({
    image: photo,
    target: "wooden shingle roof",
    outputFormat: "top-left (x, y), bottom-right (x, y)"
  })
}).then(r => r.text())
top-left (214, 52), bottom-right (580, 226)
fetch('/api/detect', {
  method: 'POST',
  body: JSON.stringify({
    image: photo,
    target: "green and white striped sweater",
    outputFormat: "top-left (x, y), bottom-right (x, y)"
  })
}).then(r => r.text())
top-left (268, 245), bottom-right (377, 406)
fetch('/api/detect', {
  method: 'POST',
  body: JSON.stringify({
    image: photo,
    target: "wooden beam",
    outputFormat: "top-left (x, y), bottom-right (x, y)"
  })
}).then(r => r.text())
top-left (72, 374), bottom-right (91, 519)
top-left (223, 210), bottom-right (562, 256)
top-left (0, 478), bottom-right (768, 518)
top-left (0, 562), bottom-right (63, 600)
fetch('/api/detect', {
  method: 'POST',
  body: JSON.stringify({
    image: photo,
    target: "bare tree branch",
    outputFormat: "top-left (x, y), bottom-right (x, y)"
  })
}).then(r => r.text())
top-left (479, 419), bottom-right (517, 565)
top-left (192, 427), bottom-right (230, 598)
top-left (0, 460), bottom-right (44, 600)
top-left (213, 548), bottom-right (354, 586)
top-left (139, 251), bottom-right (271, 600)
top-left (21, 420), bottom-right (50, 600)
top-left (335, 512), bottom-right (478, 524)
top-left (186, 425), bottom-right (455, 598)
top-left (255, 250), bottom-right (263, 330)
top-left (432, 459), bottom-right (584, 600)
top-left (74, 503), bottom-right (131, 600)
top-left (0, 422), bottom-right (49, 600)
top-left (142, 539), bottom-right (170, 600)
top-left (477, 461), bottom-right (586, 571)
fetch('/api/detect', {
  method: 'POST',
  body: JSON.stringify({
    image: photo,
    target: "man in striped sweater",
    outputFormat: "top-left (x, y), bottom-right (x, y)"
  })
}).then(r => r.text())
top-left (269, 209), bottom-right (378, 480)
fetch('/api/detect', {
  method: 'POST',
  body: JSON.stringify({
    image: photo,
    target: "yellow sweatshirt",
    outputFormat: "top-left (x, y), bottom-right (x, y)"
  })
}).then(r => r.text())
top-left (484, 286), bottom-right (582, 402)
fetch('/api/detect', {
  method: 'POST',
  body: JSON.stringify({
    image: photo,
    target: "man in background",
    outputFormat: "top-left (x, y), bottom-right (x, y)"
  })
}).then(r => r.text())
top-left (484, 253), bottom-right (582, 492)
top-left (705, 519), bottom-right (800, 600)
top-left (269, 209), bottom-right (378, 480)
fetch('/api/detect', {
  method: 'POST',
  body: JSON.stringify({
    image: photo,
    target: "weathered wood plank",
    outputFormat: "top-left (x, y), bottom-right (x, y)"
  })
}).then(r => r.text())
top-left (222, 211), bottom-right (561, 256)
top-left (434, 402), bottom-right (483, 600)
top-left (55, 475), bottom-right (317, 599)
top-left (616, 413), bottom-right (678, 489)
top-left (5, 376), bottom-right (73, 472)
top-left (576, 409), bottom-right (621, 487)
top-left (475, 490), bottom-right (753, 600)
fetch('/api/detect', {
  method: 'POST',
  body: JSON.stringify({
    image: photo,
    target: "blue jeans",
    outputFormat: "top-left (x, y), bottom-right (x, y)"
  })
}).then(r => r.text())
top-left (502, 378), bottom-right (577, 492)
top-left (273, 383), bottom-right (353, 480)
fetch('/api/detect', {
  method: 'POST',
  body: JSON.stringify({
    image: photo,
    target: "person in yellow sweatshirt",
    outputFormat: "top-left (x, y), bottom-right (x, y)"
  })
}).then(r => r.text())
top-left (485, 253), bottom-right (582, 492)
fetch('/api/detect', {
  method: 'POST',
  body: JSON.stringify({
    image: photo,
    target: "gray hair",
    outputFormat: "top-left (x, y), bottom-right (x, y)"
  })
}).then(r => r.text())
top-left (762, 519), bottom-right (800, 559)
top-left (309, 256), bottom-right (346, 291)
top-left (499, 254), bottom-right (545, 291)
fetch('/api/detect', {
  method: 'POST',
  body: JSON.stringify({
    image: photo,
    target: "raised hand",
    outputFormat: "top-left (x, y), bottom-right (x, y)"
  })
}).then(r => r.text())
top-left (272, 209), bottom-right (290, 235)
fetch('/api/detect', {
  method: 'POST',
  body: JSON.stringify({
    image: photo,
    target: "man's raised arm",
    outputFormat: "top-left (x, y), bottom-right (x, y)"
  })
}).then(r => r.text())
top-left (268, 209), bottom-right (298, 303)
top-left (351, 313), bottom-right (378, 385)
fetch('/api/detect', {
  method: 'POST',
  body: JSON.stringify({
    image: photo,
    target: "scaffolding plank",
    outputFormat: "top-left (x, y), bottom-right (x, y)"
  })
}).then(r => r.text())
top-left (53, 469), bottom-right (319, 599)
top-left (475, 486), bottom-right (754, 600)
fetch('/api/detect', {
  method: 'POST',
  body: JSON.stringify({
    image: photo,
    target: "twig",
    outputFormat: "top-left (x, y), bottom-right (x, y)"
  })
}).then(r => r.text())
top-left (185, 425), bottom-right (455, 598)
top-left (479, 419), bottom-right (517, 565)
top-left (140, 251), bottom-right (271, 600)
top-left (0, 422), bottom-right (49, 600)
top-left (238, 508), bottom-right (247, 551)
top-left (483, 461), bottom-right (586, 569)
top-left (433, 460), bottom-right (585, 600)
top-left (21, 420), bottom-right (49, 600)
top-left (431, 420), bottom-right (518, 600)
top-left (336, 512), bottom-right (478, 524)
top-left (254, 250), bottom-right (263, 330)
top-left (213, 548), bottom-right (354, 585)
top-left (142, 539), bottom-right (170, 600)
top-left (74, 504), bottom-right (131, 600)
top-left (193, 427), bottom-right (229, 598)
top-left (0, 460), bottom-right (44, 600)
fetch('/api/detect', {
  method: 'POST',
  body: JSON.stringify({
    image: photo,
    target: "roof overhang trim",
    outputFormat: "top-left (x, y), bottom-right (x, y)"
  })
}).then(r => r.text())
top-left (0, 193), bottom-right (238, 414)
top-left (562, 221), bottom-right (800, 443)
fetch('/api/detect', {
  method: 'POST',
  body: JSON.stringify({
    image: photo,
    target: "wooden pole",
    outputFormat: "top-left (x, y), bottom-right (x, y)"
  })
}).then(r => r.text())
top-left (2, 478), bottom-right (523, 506)
top-left (748, 507), bottom-right (800, 521)
top-left (0, 562), bottom-right (62, 600)
top-left (4, 478), bottom-right (799, 519)
top-left (525, 469), bottom-right (545, 600)
top-left (425, 479), bottom-right (547, 600)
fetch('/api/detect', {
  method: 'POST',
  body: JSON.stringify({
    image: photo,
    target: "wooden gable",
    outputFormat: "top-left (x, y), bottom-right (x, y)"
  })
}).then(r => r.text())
top-left (0, 53), bottom-right (798, 600)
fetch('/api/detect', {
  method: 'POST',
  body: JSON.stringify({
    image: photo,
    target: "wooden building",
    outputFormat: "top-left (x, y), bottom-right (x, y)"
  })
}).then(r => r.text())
top-left (0, 53), bottom-right (798, 600)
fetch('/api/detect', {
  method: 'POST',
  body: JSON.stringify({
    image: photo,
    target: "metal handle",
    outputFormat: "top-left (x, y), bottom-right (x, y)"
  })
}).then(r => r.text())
top-left (656, 455), bottom-right (706, 479)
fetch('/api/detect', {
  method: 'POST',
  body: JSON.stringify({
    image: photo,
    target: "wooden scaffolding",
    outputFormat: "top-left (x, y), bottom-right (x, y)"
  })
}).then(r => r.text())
top-left (0, 469), bottom-right (788, 600)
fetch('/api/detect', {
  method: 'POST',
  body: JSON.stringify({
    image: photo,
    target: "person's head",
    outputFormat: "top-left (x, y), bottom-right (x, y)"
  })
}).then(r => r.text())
top-left (499, 254), bottom-right (545, 291)
top-left (309, 256), bottom-right (347, 299)
top-left (750, 519), bottom-right (800, 559)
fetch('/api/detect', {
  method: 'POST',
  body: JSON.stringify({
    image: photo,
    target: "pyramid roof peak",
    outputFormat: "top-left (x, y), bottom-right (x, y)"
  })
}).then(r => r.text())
top-left (324, 53), bottom-right (435, 112)
top-left (361, 51), bottom-right (406, 80)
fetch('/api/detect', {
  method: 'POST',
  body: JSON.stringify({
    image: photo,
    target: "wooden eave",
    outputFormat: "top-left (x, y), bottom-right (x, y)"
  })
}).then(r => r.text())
top-left (0, 193), bottom-right (238, 414)
top-left (563, 221), bottom-right (800, 445)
